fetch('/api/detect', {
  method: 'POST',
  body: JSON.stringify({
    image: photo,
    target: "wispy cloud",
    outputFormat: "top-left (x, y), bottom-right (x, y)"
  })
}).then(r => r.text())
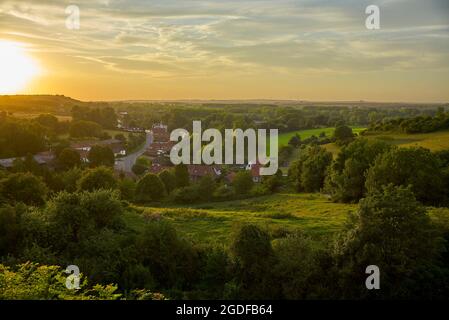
top-left (0, 0), bottom-right (448, 100)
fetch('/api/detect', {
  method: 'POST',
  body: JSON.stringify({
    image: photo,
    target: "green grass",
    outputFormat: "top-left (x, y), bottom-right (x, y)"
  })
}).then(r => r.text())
top-left (323, 130), bottom-right (449, 157)
top-left (125, 193), bottom-right (358, 244)
top-left (365, 130), bottom-right (449, 151)
top-left (278, 127), bottom-right (366, 147)
top-left (124, 192), bottom-right (449, 245)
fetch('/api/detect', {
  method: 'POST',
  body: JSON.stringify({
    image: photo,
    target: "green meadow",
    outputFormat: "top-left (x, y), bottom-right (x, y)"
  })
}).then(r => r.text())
top-left (125, 192), bottom-right (449, 245)
top-left (125, 193), bottom-right (357, 244)
top-left (323, 130), bottom-right (449, 156)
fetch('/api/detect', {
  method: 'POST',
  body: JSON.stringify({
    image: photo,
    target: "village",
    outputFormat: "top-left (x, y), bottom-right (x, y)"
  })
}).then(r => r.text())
top-left (0, 115), bottom-right (264, 185)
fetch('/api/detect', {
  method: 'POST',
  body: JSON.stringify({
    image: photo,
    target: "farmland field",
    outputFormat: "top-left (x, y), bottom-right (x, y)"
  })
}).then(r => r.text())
top-left (365, 130), bottom-right (449, 151)
top-left (323, 130), bottom-right (449, 156)
top-left (278, 126), bottom-right (366, 147)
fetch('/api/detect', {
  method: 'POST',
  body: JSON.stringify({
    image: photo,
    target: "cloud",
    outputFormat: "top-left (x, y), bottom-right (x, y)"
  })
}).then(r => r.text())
top-left (0, 0), bottom-right (448, 100)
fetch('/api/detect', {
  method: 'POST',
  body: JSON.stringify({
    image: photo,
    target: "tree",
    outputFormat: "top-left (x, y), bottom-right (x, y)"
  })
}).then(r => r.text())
top-left (136, 221), bottom-right (198, 288)
top-left (333, 125), bottom-right (354, 146)
top-left (46, 190), bottom-right (123, 246)
top-left (35, 114), bottom-right (60, 134)
top-left (79, 190), bottom-right (124, 229)
top-left (174, 164), bottom-right (190, 188)
top-left (0, 172), bottom-right (47, 206)
top-left (365, 147), bottom-right (445, 205)
top-left (172, 185), bottom-right (200, 204)
top-left (132, 163), bottom-right (147, 176)
top-left (274, 233), bottom-right (331, 299)
top-left (114, 133), bottom-right (127, 142)
top-left (0, 206), bottom-right (21, 256)
top-left (288, 134), bottom-right (301, 148)
top-left (230, 224), bottom-right (278, 299)
top-left (261, 169), bottom-right (283, 194)
top-left (88, 145), bottom-right (115, 167)
top-left (324, 139), bottom-right (391, 203)
top-left (334, 185), bottom-right (443, 299)
top-left (233, 171), bottom-right (254, 195)
top-left (57, 148), bottom-right (81, 170)
top-left (197, 175), bottom-right (217, 201)
top-left (77, 166), bottom-right (117, 192)
top-left (289, 146), bottom-right (332, 192)
top-left (119, 178), bottom-right (136, 201)
top-left (135, 173), bottom-right (166, 202)
top-left (158, 170), bottom-right (176, 194)
top-left (69, 120), bottom-right (103, 138)
top-left (11, 153), bottom-right (44, 177)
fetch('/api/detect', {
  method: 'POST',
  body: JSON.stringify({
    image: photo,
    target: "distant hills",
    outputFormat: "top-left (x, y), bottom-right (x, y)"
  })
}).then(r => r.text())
top-left (0, 95), bottom-right (81, 114)
top-left (0, 95), bottom-right (447, 115)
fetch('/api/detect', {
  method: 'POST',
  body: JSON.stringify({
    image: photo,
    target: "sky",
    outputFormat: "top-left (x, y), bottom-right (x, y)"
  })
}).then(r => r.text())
top-left (0, 0), bottom-right (448, 102)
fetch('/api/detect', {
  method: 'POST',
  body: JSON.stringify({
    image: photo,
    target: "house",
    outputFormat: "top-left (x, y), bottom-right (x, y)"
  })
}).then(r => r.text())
top-left (246, 161), bottom-right (262, 183)
top-left (71, 139), bottom-right (126, 162)
top-left (33, 151), bottom-right (56, 167)
top-left (152, 122), bottom-right (170, 142)
top-left (187, 165), bottom-right (221, 182)
top-left (145, 141), bottom-right (175, 157)
top-left (99, 139), bottom-right (127, 157)
top-left (0, 158), bottom-right (16, 169)
top-left (0, 151), bottom-right (55, 169)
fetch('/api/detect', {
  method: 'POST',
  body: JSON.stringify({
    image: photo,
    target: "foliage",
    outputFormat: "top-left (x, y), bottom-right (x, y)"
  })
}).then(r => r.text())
top-left (229, 224), bottom-right (278, 299)
top-left (333, 125), bottom-right (354, 146)
top-left (135, 173), bottom-right (166, 203)
top-left (232, 171), bottom-right (254, 195)
top-left (77, 166), bottom-right (117, 192)
top-left (88, 145), bottom-right (115, 167)
top-left (57, 148), bottom-right (81, 170)
top-left (174, 164), bottom-right (190, 188)
top-left (333, 185), bottom-right (447, 299)
top-left (0, 172), bottom-right (48, 206)
top-left (158, 170), bottom-right (176, 194)
top-left (69, 120), bottom-right (103, 138)
top-left (289, 146), bottom-right (332, 192)
top-left (324, 139), bottom-right (391, 203)
top-left (0, 262), bottom-right (121, 300)
top-left (366, 147), bottom-right (446, 205)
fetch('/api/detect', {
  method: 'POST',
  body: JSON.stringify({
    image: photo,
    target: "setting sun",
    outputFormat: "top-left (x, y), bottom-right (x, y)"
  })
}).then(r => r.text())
top-left (0, 41), bottom-right (40, 94)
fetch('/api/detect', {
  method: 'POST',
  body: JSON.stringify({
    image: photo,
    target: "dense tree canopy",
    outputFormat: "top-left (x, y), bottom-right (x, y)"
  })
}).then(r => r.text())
top-left (135, 173), bottom-right (166, 203)
top-left (325, 139), bottom-right (391, 203)
top-left (366, 147), bottom-right (446, 205)
top-left (88, 145), bottom-right (115, 167)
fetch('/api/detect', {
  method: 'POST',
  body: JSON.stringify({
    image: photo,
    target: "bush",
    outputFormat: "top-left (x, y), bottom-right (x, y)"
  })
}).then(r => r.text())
top-left (0, 172), bottom-right (48, 206)
top-left (135, 173), bottom-right (166, 203)
top-left (136, 221), bottom-right (198, 290)
top-left (69, 120), bottom-right (103, 138)
top-left (172, 185), bottom-right (200, 204)
top-left (88, 145), bottom-right (115, 167)
top-left (365, 147), bottom-right (445, 205)
top-left (159, 170), bottom-right (176, 194)
top-left (230, 224), bottom-right (278, 299)
top-left (77, 166), bottom-right (117, 192)
top-left (334, 185), bottom-right (445, 299)
top-left (233, 171), bottom-right (254, 195)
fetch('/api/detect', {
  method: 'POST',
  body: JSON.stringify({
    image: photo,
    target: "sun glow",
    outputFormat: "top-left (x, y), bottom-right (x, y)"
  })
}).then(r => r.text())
top-left (0, 41), bottom-right (40, 94)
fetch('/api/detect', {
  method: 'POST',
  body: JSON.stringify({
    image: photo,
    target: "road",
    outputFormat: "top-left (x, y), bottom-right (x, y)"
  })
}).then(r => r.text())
top-left (115, 131), bottom-right (153, 173)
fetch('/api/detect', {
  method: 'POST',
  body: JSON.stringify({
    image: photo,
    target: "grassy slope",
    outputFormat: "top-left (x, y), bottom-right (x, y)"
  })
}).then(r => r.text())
top-left (125, 193), bottom-right (357, 244)
top-left (323, 130), bottom-right (449, 156)
top-left (124, 193), bottom-right (449, 245)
